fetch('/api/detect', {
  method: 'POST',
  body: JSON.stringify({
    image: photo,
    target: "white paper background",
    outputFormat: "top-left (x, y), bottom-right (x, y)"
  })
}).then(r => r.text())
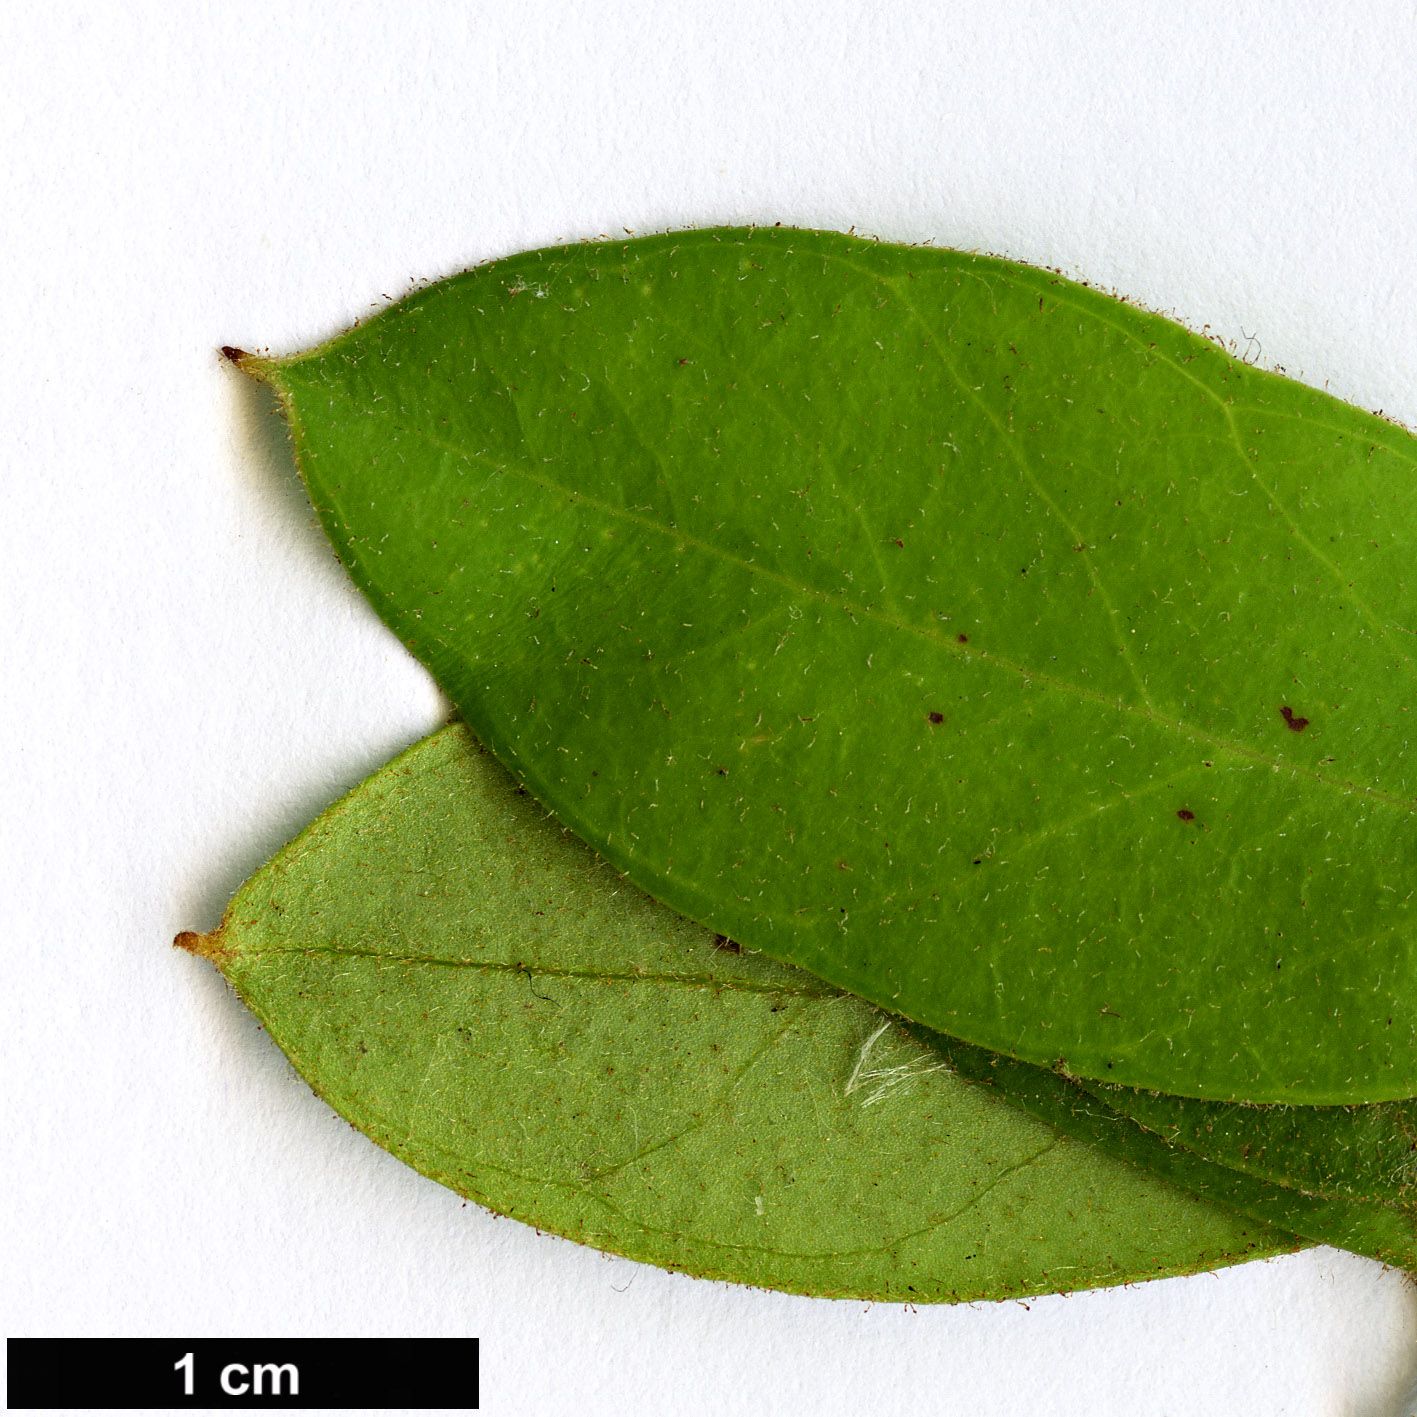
top-left (5, 3), bottom-right (1417, 1414)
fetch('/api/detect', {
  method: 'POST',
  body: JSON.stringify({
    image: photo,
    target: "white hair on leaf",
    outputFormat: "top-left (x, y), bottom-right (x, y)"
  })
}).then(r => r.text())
top-left (844, 1017), bottom-right (951, 1108)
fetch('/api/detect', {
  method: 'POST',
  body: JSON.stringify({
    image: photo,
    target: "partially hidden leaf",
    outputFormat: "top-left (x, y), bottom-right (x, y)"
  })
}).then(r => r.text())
top-left (909, 1029), bottom-right (1417, 1271)
top-left (1078, 1079), bottom-right (1417, 1206)
top-left (177, 726), bottom-right (1294, 1302)
top-left (239, 226), bottom-right (1417, 1106)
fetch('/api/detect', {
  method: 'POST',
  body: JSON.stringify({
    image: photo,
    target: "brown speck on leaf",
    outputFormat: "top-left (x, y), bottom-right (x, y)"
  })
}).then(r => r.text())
top-left (1176, 809), bottom-right (1195, 822)
top-left (956, 634), bottom-right (968, 643)
top-left (928, 711), bottom-right (944, 724)
top-left (219, 346), bottom-right (249, 365)
top-left (1279, 706), bottom-right (1310, 733)
top-left (713, 934), bottom-right (741, 953)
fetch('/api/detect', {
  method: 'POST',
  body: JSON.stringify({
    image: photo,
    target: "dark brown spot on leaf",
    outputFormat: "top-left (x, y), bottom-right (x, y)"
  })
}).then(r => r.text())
top-left (956, 633), bottom-right (968, 643)
top-left (1176, 809), bottom-right (1195, 822)
top-left (220, 345), bottom-right (249, 364)
top-left (928, 711), bottom-right (944, 724)
top-left (713, 934), bottom-right (741, 953)
top-left (1279, 706), bottom-right (1310, 733)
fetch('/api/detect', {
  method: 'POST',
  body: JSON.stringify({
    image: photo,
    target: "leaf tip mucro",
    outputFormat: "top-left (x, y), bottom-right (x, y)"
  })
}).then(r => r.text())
top-left (173, 928), bottom-right (233, 968)
top-left (218, 345), bottom-right (280, 384)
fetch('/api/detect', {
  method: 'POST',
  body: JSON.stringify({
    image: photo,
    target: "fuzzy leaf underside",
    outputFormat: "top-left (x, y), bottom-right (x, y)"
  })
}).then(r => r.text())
top-left (249, 226), bottom-right (1417, 1105)
top-left (184, 726), bottom-right (1294, 1302)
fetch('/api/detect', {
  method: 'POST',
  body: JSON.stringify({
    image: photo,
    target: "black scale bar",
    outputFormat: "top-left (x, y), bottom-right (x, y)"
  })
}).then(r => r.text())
top-left (6, 1338), bottom-right (478, 1410)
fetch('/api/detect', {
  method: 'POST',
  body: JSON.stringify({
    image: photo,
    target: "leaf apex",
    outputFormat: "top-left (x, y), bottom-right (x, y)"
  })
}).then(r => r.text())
top-left (174, 927), bottom-right (233, 968)
top-left (219, 345), bottom-right (281, 383)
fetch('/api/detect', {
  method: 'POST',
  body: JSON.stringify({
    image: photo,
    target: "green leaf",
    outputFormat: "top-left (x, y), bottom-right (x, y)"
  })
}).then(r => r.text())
top-left (177, 725), bottom-right (1294, 1302)
top-left (909, 1029), bottom-right (1417, 1271)
top-left (242, 226), bottom-right (1417, 1105)
top-left (1076, 1079), bottom-right (1417, 1206)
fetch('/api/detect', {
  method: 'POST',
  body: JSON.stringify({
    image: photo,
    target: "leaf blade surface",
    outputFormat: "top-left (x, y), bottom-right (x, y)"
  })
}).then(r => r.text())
top-left (250, 227), bottom-right (1417, 1103)
top-left (180, 726), bottom-right (1295, 1302)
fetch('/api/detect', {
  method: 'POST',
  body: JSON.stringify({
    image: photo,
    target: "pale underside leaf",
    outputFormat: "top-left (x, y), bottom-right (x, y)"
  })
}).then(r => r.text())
top-left (181, 726), bottom-right (1295, 1302)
